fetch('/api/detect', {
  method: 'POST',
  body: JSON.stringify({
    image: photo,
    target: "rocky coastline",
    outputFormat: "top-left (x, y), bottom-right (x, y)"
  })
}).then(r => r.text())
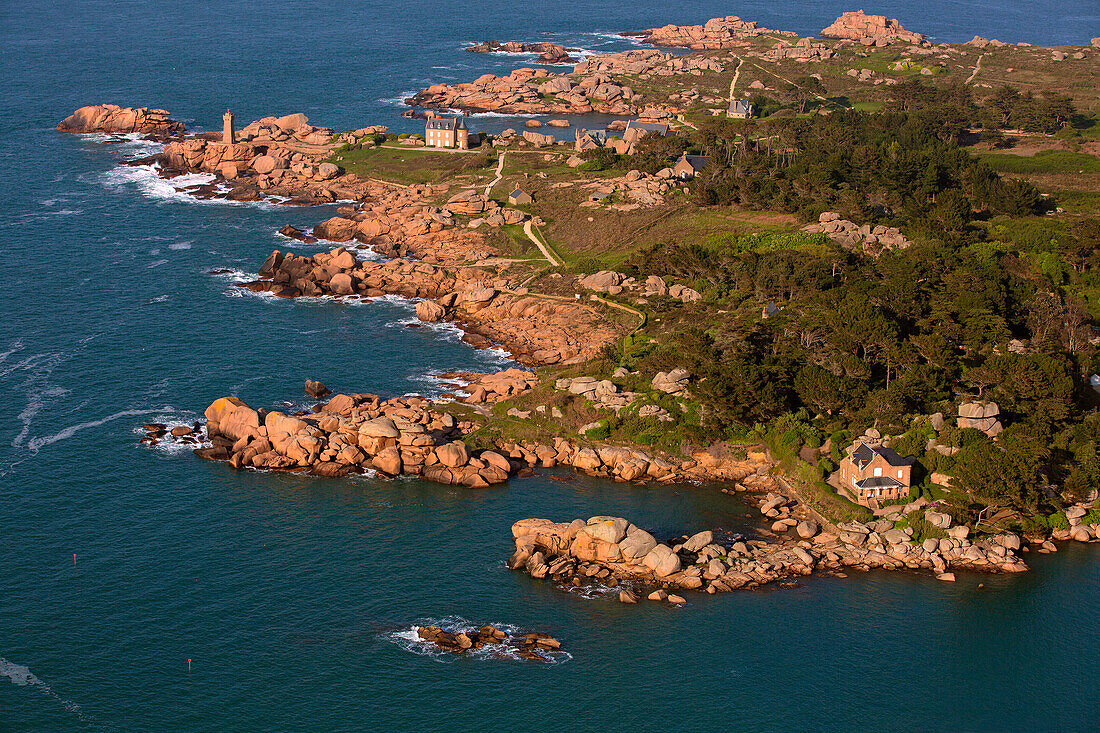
top-left (510, 503), bottom-right (1031, 599)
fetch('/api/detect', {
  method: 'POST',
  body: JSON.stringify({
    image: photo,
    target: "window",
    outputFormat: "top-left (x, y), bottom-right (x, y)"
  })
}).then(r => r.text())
top-left (898, 470), bottom-right (903, 479)
top-left (874, 467), bottom-right (882, 477)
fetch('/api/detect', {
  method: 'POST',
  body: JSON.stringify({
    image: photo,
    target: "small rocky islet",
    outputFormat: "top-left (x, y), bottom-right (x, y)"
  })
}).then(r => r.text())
top-left (413, 624), bottom-right (564, 661)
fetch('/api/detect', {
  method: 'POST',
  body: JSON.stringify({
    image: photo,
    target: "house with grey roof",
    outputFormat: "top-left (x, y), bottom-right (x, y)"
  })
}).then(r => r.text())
top-left (837, 441), bottom-right (916, 507)
top-left (672, 152), bottom-right (712, 180)
top-left (728, 99), bottom-right (754, 119)
top-left (425, 116), bottom-right (469, 149)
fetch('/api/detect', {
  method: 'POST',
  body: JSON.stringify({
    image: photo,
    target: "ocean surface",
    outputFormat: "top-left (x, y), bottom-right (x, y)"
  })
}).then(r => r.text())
top-left (1, 2), bottom-right (1099, 730)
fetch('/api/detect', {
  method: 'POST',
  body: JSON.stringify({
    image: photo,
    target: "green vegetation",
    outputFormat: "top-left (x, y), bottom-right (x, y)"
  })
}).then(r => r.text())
top-left (326, 145), bottom-right (495, 185)
top-left (981, 150), bottom-right (1100, 175)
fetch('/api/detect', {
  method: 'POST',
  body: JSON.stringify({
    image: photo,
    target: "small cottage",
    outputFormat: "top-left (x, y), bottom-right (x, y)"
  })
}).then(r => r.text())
top-left (837, 441), bottom-right (916, 507)
top-left (728, 99), bottom-right (754, 119)
top-left (672, 152), bottom-right (711, 180)
top-left (574, 128), bottom-right (607, 152)
top-left (508, 188), bottom-right (533, 205)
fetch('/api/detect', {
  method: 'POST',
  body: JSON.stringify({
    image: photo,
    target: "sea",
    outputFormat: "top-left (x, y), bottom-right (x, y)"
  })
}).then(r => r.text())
top-left (1, 1), bottom-right (1099, 730)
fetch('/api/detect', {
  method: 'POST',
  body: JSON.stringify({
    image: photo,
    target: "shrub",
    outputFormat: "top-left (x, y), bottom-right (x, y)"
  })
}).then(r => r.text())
top-left (584, 422), bottom-right (610, 440)
top-left (1047, 511), bottom-right (1069, 531)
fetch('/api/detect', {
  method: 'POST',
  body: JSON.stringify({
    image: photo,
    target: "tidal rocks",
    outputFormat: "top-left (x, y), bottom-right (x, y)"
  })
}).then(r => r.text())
top-left (57, 104), bottom-right (185, 136)
top-left (466, 41), bottom-right (579, 65)
top-left (414, 623), bottom-right (564, 661)
top-left (304, 380), bottom-right (330, 399)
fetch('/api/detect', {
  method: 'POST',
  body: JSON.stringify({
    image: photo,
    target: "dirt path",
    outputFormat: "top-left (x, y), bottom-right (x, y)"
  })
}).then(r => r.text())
top-left (966, 53), bottom-right (986, 85)
top-left (729, 56), bottom-right (744, 102)
top-left (522, 219), bottom-right (561, 266)
top-left (484, 151), bottom-right (506, 196)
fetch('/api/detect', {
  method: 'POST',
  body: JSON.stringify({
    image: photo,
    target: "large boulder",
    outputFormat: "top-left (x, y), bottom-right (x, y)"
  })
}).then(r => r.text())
top-left (585, 516), bottom-right (629, 544)
top-left (643, 544), bottom-right (682, 577)
top-left (619, 527), bottom-right (658, 562)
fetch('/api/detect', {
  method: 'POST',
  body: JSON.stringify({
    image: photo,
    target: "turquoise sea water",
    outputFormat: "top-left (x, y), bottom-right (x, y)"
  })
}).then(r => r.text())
top-left (2, 2), bottom-right (1100, 730)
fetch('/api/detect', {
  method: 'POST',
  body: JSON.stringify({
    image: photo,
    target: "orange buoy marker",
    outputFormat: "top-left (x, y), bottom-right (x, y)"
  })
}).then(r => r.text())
top-left (187, 659), bottom-right (191, 672)
top-left (73, 554), bottom-right (76, 566)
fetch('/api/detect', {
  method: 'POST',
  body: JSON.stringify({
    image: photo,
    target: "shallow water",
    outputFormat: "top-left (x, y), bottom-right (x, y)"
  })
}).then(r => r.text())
top-left (2, 1), bottom-right (1100, 730)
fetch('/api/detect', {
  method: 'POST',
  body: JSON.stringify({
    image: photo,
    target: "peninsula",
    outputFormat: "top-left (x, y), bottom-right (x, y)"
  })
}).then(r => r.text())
top-left (61, 10), bottom-right (1100, 598)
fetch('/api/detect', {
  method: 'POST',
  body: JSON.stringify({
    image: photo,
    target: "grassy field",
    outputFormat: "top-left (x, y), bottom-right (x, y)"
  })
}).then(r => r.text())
top-left (980, 150), bottom-right (1100, 174)
top-left (326, 145), bottom-right (496, 186)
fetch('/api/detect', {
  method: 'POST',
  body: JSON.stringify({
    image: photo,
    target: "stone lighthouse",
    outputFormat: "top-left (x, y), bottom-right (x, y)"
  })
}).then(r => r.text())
top-left (222, 109), bottom-right (235, 144)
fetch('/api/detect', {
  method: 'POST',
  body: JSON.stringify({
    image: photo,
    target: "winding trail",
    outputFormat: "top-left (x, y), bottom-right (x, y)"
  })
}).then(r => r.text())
top-left (966, 53), bottom-right (986, 85)
top-left (484, 151), bottom-right (506, 196)
top-left (728, 56), bottom-right (744, 103)
top-left (522, 220), bottom-right (561, 266)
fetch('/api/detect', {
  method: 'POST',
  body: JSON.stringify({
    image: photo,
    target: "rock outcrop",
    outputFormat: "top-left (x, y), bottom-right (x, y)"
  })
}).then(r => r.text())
top-left (197, 392), bottom-right (517, 486)
top-left (629, 16), bottom-right (789, 49)
top-left (511, 503), bottom-right (1030, 597)
top-left (802, 212), bottom-right (910, 256)
top-left (243, 246), bottom-right (622, 366)
top-left (958, 401), bottom-right (1004, 437)
top-left (819, 10), bottom-right (925, 46)
top-left (57, 104), bottom-right (185, 136)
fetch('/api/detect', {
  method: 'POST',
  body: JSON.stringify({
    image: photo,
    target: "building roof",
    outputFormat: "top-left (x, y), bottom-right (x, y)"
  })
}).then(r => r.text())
top-left (426, 117), bottom-right (467, 131)
top-left (577, 128), bottom-right (607, 142)
top-left (625, 120), bottom-right (669, 135)
top-left (676, 153), bottom-right (712, 171)
top-left (728, 99), bottom-right (754, 116)
top-left (850, 442), bottom-right (914, 470)
top-left (855, 476), bottom-right (905, 491)
top-left (509, 188), bottom-right (530, 198)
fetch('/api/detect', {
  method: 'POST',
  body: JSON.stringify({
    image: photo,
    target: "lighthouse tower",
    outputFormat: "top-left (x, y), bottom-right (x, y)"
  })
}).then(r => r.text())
top-left (222, 109), bottom-right (235, 144)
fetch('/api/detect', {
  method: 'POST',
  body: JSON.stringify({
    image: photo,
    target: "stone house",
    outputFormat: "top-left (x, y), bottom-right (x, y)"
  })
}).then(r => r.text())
top-left (728, 99), bottom-right (754, 119)
top-left (837, 441), bottom-right (915, 507)
top-left (508, 188), bottom-right (533, 205)
top-left (574, 128), bottom-right (607, 152)
top-left (672, 152), bottom-right (711, 180)
top-left (425, 116), bottom-right (469, 149)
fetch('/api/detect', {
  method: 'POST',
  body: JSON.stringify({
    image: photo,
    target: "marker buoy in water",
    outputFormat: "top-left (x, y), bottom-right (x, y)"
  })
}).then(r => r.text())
top-left (187, 659), bottom-right (191, 672)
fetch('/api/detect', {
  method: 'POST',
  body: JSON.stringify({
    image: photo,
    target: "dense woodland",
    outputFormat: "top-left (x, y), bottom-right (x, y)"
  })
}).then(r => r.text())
top-left (603, 82), bottom-right (1099, 523)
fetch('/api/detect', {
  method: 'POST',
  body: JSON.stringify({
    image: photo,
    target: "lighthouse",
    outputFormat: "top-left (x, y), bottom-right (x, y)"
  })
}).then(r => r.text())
top-left (222, 109), bottom-right (235, 144)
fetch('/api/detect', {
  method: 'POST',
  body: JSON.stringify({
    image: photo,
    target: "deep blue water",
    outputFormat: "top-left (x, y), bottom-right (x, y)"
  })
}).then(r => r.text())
top-left (2, 2), bottom-right (1100, 731)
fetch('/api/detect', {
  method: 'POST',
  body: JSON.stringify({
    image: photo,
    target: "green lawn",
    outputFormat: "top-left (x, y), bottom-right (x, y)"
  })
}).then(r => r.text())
top-left (980, 149), bottom-right (1100, 174)
top-left (325, 145), bottom-right (495, 185)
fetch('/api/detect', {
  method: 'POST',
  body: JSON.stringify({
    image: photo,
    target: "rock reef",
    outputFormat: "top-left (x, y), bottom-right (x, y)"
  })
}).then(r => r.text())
top-left (466, 41), bottom-right (578, 65)
top-left (56, 104), bottom-right (185, 137)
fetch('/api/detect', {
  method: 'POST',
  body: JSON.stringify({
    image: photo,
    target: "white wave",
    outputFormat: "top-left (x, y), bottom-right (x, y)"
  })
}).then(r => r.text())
top-left (25, 408), bottom-right (171, 452)
top-left (168, 241), bottom-right (192, 250)
top-left (134, 414), bottom-right (209, 457)
top-left (379, 90), bottom-right (420, 107)
top-left (0, 658), bottom-right (41, 686)
top-left (100, 163), bottom-right (216, 203)
top-left (0, 657), bottom-right (92, 724)
top-left (147, 259), bottom-right (169, 268)
top-left (149, 295), bottom-right (170, 303)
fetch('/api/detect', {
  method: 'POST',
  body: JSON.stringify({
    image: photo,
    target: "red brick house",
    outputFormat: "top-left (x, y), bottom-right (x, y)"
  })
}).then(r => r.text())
top-left (837, 441), bottom-right (915, 507)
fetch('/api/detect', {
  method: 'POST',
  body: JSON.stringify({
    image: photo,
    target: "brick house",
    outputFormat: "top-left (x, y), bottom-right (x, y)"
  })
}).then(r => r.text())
top-left (837, 441), bottom-right (915, 507)
top-left (425, 116), bottom-right (469, 149)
